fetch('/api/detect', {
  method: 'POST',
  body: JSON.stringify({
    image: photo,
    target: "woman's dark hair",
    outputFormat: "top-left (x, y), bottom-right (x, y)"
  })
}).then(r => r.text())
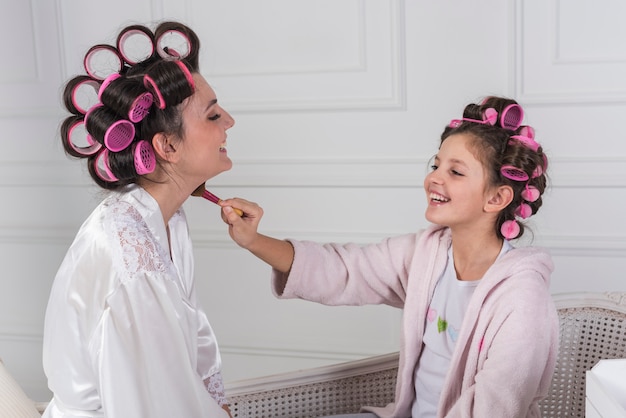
top-left (440, 96), bottom-right (548, 239)
top-left (60, 21), bottom-right (200, 190)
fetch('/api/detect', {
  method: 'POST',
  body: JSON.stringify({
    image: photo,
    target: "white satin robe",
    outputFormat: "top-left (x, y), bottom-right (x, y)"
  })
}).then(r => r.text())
top-left (42, 185), bottom-right (228, 418)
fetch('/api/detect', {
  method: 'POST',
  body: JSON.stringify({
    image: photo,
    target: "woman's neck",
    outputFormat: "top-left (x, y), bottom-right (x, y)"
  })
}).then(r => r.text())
top-left (139, 179), bottom-right (189, 225)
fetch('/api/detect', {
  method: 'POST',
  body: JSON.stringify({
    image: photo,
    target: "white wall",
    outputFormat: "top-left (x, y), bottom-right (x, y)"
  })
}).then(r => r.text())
top-left (1, 0), bottom-right (625, 402)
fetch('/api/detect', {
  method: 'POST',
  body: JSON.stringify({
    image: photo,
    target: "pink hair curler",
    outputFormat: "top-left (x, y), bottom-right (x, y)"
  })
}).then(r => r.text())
top-left (71, 78), bottom-right (100, 114)
top-left (501, 219), bottom-right (520, 239)
top-left (509, 125), bottom-right (539, 152)
top-left (117, 26), bottom-right (155, 65)
top-left (175, 60), bottom-right (195, 91)
top-left (521, 185), bottom-right (540, 202)
top-left (84, 103), bottom-right (103, 126)
top-left (143, 75), bottom-right (166, 109)
top-left (128, 92), bottom-right (153, 123)
top-left (97, 73), bottom-right (121, 101)
top-left (156, 30), bottom-right (191, 59)
top-left (500, 165), bottom-right (529, 182)
top-left (83, 44), bottom-right (123, 81)
top-left (499, 104), bottom-right (524, 131)
top-left (515, 203), bottom-right (532, 219)
top-left (134, 140), bottom-right (156, 175)
top-left (104, 120), bottom-right (135, 152)
top-left (532, 155), bottom-right (547, 178)
top-left (449, 108), bottom-right (498, 128)
top-left (67, 120), bottom-right (102, 156)
top-left (94, 149), bottom-right (118, 182)
top-left (509, 135), bottom-right (540, 152)
top-left (449, 104), bottom-right (524, 130)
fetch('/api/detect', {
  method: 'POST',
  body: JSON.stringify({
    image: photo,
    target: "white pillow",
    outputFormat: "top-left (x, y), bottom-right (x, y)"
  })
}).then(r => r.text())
top-left (0, 359), bottom-right (41, 417)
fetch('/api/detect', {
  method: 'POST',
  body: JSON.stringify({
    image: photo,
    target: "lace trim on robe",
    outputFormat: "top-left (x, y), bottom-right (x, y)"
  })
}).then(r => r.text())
top-left (205, 371), bottom-right (228, 406)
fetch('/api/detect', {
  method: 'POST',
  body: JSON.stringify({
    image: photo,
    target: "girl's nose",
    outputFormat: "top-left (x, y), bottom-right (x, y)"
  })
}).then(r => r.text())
top-left (426, 171), bottom-right (441, 184)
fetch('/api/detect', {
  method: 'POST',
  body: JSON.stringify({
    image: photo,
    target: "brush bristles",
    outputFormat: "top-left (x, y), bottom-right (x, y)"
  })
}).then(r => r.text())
top-left (202, 190), bottom-right (220, 204)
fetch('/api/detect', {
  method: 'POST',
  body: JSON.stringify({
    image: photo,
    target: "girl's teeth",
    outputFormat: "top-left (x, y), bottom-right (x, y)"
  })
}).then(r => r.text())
top-left (430, 192), bottom-right (449, 202)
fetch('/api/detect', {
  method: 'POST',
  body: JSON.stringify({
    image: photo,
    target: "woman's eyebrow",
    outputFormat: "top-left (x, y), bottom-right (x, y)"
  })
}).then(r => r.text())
top-left (205, 99), bottom-right (218, 112)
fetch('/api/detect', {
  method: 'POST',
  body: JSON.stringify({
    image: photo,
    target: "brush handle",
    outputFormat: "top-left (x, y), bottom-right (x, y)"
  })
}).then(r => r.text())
top-left (202, 190), bottom-right (244, 217)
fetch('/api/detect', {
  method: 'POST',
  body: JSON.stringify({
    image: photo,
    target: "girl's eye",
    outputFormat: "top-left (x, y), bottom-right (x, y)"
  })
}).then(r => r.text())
top-left (430, 164), bottom-right (438, 171)
top-left (451, 170), bottom-right (464, 176)
top-left (208, 113), bottom-right (221, 121)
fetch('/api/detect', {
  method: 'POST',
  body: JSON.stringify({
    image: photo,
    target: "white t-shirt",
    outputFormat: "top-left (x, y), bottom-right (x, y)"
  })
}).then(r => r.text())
top-left (411, 240), bottom-right (512, 418)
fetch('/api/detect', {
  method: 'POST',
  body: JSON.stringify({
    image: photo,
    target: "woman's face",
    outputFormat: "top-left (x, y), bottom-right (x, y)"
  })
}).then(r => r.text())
top-left (176, 73), bottom-right (235, 185)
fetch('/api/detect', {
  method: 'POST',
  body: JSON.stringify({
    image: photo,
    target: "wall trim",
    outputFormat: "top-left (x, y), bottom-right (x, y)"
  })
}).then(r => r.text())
top-left (2, 157), bottom-right (626, 188)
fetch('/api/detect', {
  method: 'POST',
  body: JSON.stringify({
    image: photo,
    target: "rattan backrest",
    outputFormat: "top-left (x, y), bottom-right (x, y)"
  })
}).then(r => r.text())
top-left (539, 292), bottom-right (626, 418)
top-left (226, 352), bottom-right (399, 418)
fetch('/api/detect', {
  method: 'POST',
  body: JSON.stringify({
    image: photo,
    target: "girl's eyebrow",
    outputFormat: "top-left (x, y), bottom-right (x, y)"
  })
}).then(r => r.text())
top-left (434, 155), bottom-right (468, 168)
top-left (449, 158), bottom-right (469, 168)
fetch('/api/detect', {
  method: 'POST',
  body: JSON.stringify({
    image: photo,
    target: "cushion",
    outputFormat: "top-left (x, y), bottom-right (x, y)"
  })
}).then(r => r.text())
top-left (0, 358), bottom-right (41, 417)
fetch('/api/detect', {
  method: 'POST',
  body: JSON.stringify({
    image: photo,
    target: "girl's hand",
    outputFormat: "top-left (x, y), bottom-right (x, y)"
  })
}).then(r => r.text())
top-left (219, 198), bottom-right (263, 250)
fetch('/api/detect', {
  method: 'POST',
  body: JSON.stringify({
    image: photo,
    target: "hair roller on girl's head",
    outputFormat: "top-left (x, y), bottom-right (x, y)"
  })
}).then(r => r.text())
top-left (501, 220), bottom-right (521, 240)
top-left (441, 96), bottom-right (550, 241)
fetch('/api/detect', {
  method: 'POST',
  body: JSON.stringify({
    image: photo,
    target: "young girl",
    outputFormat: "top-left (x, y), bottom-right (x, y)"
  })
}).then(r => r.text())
top-left (42, 22), bottom-right (234, 417)
top-left (220, 96), bottom-right (559, 417)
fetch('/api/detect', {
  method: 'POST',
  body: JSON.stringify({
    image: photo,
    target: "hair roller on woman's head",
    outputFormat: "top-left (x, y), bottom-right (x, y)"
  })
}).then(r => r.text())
top-left (60, 21), bottom-right (202, 190)
top-left (143, 59), bottom-right (195, 109)
top-left (64, 75), bottom-right (101, 115)
top-left (154, 21), bottom-right (201, 71)
top-left (116, 24), bottom-right (156, 65)
top-left (99, 73), bottom-right (154, 122)
top-left (84, 104), bottom-right (136, 152)
top-left (61, 115), bottom-right (103, 158)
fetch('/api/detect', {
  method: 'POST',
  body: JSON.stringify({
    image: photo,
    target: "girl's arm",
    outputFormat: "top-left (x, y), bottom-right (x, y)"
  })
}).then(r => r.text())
top-left (219, 198), bottom-right (294, 274)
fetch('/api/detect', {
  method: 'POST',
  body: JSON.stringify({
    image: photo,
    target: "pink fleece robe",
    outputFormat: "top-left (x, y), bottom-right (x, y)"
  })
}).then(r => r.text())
top-left (271, 225), bottom-right (558, 418)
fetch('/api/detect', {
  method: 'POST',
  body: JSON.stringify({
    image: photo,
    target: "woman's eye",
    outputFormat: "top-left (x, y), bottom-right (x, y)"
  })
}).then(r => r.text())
top-left (208, 113), bottom-right (221, 121)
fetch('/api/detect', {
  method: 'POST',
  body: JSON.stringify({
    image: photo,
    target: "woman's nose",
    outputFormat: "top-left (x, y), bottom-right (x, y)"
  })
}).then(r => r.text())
top-left (224, 110), bottom-right (235, 129)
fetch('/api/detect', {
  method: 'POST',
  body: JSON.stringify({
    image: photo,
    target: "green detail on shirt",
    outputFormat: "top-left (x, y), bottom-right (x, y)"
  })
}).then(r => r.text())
top-left (437, 317), bottom-right (448, 333)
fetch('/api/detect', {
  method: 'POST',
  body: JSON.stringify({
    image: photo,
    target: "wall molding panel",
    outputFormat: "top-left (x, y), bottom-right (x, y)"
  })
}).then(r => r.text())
top-left (2, 0), bottom-right (625, 399)
top-left (1, 157), bottom-right (622, 188)
top-left (0, 1), bottom-right (63, 117)
top-left (195, 0), bottom-right (407, 112)
top-left (516, 0), bottom-right (626, 103)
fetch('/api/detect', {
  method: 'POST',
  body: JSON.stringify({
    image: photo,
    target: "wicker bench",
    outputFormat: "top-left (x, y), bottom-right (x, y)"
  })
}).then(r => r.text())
top-left (1, 292), bottom-right (625, 417)
top-left (225, 291), bottom-right (626, 418)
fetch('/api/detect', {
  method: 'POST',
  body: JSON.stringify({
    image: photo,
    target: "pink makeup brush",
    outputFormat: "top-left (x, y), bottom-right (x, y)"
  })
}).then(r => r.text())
top-left (192, 183), bottom-right (244, 217)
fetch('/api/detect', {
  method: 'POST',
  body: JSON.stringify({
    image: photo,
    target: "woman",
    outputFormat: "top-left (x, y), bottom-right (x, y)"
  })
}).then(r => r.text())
top-left (42, 21), bottom-right (234, 417)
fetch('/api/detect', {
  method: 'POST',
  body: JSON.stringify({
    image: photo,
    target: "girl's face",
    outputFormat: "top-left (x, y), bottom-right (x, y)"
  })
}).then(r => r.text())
top-left (177, 73), bottom-right (235, 185)
top-left (423, 133), bottom-right (496, 231)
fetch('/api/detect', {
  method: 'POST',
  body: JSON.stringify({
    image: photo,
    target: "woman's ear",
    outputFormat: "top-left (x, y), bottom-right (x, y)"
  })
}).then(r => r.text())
top-left (485, 185), bottom-right (514, 213)
top-left (151, 133), bottom-right (179, 162)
